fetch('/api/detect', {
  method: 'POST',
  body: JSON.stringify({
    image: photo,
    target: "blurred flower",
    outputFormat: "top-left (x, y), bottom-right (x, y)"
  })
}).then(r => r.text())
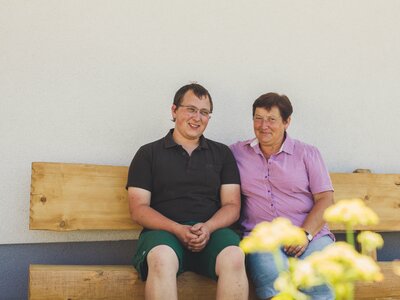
top-left (352, 255), bottom-right (384, 282)
top-left (273, 271), bottom-right (309, 300)
top-left (271, 292), bottom-right (298, 300)
top-left (240, 217), bottom-right (306, 253)
top-left (291, 260), bottom-right (318, 287)
top-left (273, 242), bottom-right (383, 300)
top-left (244, 205), bottom-right (384, 300)
top-left (357, 231), bottom-right (384, 254)
top-left (332, 282), bottom-right (353, 300)
top-left (323, 198), bottom-right (379, 227)
top-left (310, 242), bottom-right (383, 283)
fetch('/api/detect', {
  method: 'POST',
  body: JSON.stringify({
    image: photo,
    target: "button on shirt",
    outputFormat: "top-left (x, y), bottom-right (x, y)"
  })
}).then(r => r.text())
top-left (230, 134), bottom-right (334, 240)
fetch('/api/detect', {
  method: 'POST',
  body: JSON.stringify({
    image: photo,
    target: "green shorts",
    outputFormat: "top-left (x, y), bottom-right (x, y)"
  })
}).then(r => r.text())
top-left (132, 224), bottom-right (240, 281)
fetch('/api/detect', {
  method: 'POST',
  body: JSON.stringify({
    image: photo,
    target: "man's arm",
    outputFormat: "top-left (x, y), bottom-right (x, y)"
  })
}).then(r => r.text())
top-left (128, 187), bottom-right (198, 246)
top-left (205, 183), bottom-right (241, 232)
top-left (188, 183), bottom-right (241, 252)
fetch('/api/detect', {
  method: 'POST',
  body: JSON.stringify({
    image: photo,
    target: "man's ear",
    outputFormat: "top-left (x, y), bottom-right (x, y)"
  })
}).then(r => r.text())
top-left (171, 104), bottom-right (177, 121)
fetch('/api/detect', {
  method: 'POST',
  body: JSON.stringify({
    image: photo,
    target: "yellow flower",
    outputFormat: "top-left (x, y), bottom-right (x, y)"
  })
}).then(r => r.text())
top-left (272, 292), bottom-right (307, 300)
top-left (352, 255), bottom-right (384, 282)
top-left (312, 260), bottom-right (346, 283)
top-left (312, 242), bottom-right (356, 262)
top-left (241, 201), bottom-right (384, 300)
top-left (273, 271), bottom-right (309, 300)
top-left (323, 198), bottom-right (379, 227)
top-left (333, 282), bottom-right (353, 300)
top-left (240, 218), bottom-right (306, 253)
top-left (272, 294), bottom-right (294, 300)
top-left (305, 242), bottom-right (383, 284)
top-left (289, 258), bottom-right (322, 288)
top-left (357, 231), bottom-right (384, 254)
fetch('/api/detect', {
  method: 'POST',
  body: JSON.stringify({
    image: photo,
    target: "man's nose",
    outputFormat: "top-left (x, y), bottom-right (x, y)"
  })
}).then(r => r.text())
top-left (192, 110), bottom-right (201, 120)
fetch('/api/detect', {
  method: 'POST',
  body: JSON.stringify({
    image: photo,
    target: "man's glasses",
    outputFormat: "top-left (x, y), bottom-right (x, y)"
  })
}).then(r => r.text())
top-left (179, 105), bottom-right (212, 119)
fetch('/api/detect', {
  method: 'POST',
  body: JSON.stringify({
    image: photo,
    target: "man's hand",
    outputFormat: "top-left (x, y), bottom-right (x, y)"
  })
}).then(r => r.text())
top-left (174, 224), bottom-right (199, 248)
top-left (187, 223), bottom-right (211, 252)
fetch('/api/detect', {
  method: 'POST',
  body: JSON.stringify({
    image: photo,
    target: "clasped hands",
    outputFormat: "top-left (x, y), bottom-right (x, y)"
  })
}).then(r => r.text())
top-left (176, 223), bottom-right (210, 252)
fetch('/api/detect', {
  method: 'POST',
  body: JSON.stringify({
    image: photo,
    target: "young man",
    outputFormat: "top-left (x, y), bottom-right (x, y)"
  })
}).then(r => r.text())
top-left (126, 83), bottom-right (248, 300)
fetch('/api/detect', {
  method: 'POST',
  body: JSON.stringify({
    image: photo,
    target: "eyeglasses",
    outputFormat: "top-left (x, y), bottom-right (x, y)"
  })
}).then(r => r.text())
top-left (179, 105), bottom-right (212, 118)
top-left (253, 115), bottom-right (280, 125)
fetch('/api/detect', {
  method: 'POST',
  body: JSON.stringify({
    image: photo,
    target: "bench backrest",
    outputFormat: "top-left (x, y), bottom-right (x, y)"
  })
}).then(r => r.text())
top-left (30, 162), bottom-right (400, 232)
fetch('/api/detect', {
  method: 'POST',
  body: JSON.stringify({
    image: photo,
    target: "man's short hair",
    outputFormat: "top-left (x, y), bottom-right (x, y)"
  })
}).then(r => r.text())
top-left (252, 92), bottom-right (293, 122)
top-left (173, 83), bottom-right (213, 113)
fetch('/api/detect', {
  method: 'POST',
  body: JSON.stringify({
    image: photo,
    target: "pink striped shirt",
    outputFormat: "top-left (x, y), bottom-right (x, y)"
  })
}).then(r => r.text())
top-left (230, 134), bottom-right (334, 240)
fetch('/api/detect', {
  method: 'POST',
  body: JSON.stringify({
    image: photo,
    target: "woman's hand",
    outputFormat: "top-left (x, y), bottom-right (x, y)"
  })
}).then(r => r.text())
top-left (284, 241), bottom-right (309, 258)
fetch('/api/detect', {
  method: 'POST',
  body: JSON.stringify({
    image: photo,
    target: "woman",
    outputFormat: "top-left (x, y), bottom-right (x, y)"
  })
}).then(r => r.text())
top-left (230, 93), bottom-right (334, 300)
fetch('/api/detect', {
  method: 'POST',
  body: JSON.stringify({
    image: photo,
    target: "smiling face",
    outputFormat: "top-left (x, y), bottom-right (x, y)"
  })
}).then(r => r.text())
top-left (171, 89), bottom-right (212, 145)
top-left (253, 106), bottom-right (290, 150)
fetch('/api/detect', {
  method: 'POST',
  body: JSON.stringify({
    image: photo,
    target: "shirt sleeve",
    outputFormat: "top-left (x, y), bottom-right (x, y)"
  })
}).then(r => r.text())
top-left (221, 145), bottom-right (241, 185)
top-left (304, 146), bottom-right (334, 194)
top-left (126, 144), bottom-right (153, 192)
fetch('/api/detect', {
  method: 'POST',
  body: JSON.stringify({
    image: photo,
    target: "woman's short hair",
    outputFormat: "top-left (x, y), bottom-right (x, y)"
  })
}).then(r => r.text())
top-left (252, 92), bottom-right (293, 122)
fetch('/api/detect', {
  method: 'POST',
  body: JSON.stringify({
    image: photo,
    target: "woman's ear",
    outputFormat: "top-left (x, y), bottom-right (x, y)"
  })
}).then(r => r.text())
top-left (284, 116), bottom-right (291, 130)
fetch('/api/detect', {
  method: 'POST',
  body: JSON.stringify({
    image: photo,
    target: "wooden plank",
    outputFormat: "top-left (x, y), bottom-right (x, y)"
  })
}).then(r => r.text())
top-left (355, 262), bottom-right (400, 299)
top-left (30, 162), bottom-right (400, 232)
top-left (28, 163), bottom-right (400, 299)
top-left (29, 265), bottom-right (224, 300)
top-left (329, 173), bottom-right (400, 231)
top-left (30, 162), bottom-right (142, 232)
top-left (29, 263), bottom-right (399, 300)
top-left (29, 265), bottom-right (142, 300)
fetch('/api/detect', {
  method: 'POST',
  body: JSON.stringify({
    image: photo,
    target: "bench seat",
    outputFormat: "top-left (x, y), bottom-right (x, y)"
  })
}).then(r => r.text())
top-left (28, 162), bottom-right (400, 299)
top-left (29, 263), bottom-right (399, 300)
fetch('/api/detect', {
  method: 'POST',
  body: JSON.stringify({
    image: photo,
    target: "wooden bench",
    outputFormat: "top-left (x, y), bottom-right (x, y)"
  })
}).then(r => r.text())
top-left (29, 162), bottom-right (400, 299)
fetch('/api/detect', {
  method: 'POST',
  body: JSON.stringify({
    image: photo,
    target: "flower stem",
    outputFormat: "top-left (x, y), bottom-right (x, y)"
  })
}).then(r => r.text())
top-left (346, 225), bottom-right (355, 248)
top-left (348, 283), bottom-right (354, 300)
top-left (344, 226), bottom-right (355, 300)
top-left (273, 249), bottom-right (285, 273)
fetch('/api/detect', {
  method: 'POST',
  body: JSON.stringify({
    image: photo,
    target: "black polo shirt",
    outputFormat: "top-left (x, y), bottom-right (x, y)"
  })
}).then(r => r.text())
top-left (126, 129), bottom-right (240, 223)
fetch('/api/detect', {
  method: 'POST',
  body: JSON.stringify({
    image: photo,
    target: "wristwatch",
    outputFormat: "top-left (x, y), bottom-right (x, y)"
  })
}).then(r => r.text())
top-left (304, 230), bottom-right (313, 242)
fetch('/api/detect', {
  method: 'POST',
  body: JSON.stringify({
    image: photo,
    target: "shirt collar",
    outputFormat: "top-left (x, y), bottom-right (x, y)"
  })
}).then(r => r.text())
top-left (247, 132), bottom-right (294, 155)
top-left (281, 133), bottom-right (294, 155)
top-left (164, 129), bottom-right (209, 149)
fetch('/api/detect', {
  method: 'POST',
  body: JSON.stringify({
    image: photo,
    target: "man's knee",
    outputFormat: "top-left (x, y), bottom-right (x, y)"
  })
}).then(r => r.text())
top-left (215, 245), bottom-right (245, 275)
top-left (147, 245), bottom-right (179, 275)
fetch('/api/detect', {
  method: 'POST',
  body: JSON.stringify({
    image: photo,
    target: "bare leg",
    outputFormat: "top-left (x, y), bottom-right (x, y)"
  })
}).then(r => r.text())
top-left (145, 245), bottom-right (179, 300)
top-left (215, 246), bottom-right (248, 300)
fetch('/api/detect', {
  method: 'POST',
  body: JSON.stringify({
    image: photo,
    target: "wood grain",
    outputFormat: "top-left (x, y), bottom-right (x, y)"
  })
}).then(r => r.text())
top-left (30, 162), bottom-right (400, 232)
top-left (30, 162), bottom-right (141, 232)
top-left (29, 265), bottom-right (216, 300)
top-left (29, 263), bottom-right (399, 300)
top-left (330, 173), bottom-right (400, 231)
top-left (28, 163), bottom-right (400, 299)
top-left (354, 262), bottom-right (400, 299)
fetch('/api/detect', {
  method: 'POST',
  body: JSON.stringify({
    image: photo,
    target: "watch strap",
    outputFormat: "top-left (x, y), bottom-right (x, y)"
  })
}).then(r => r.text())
top-left (304, 230), bottom-right (313, 242)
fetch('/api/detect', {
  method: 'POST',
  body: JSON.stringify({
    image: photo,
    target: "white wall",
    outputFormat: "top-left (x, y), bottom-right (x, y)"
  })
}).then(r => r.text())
top-left (1, 0), bottom-right (399, 244)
